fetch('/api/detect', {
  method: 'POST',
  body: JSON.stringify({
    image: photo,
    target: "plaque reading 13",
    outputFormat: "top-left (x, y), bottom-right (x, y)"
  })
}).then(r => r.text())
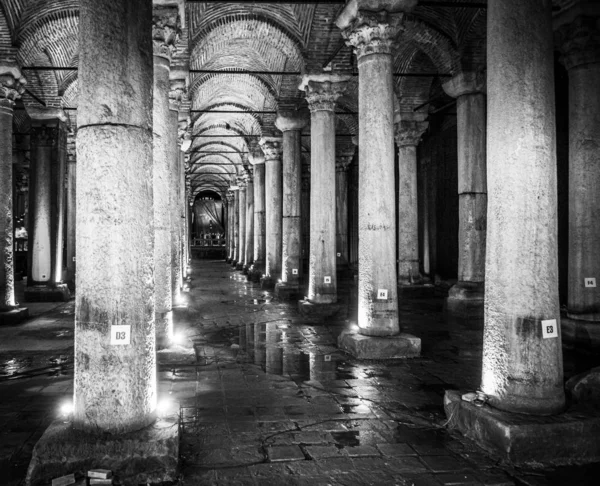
top-left (111, 325), bottom-right (131, 345)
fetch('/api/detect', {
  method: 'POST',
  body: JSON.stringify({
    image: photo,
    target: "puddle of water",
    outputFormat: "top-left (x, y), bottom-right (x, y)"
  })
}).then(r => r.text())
top-left (331, 430), bottom-right (360, 448)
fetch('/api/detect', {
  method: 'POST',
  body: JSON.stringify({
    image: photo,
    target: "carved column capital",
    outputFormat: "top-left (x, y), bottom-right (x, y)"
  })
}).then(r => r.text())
top-left (340, 10), bottom-right (406, 60)
top-left (299, 73), bottom-right (351, 112)
top-left (248, 150), bottom-right (266, 166)
top-left (275, 110), bottom-right (309, 132)
top-left (0, 63), bottom-right (26, 106)
top-left (336, 155), bottom-right (354, 172)
top-left (394, 120), bottom-right (429, 147)
top-left (169, 78), bottom-right (187, 112)
top-left (259, 137), bottom-right (283, 161)
top-left (555, 13), bottom-right (600, 70)
top-left (152, 6), bottom-right (180, 60)
top-left (442, 71), bottom-right (486, 98)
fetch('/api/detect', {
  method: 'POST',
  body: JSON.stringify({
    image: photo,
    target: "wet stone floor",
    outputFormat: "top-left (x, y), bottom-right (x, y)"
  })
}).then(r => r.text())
top-left (2, 259), bottom-right (600, 485)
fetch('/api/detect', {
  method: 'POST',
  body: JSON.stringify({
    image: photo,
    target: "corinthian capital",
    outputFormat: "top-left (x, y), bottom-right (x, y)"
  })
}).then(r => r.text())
top-left (299, 73), bottom-right (351, 112)
top-left (555, 13), bottom-right (600, 70)
top-left (169, 78), bottom-right (187, 111)
top-left (259, 137), bottom-right (283, 161)
top-left (340, 10), bottom-right (406, 59)
top-left (153, 6), bottom-right (181, 60)
top-left (0, 62), bottom-right (26, 105)
top-left (394, 119), bottom-right (428, 147)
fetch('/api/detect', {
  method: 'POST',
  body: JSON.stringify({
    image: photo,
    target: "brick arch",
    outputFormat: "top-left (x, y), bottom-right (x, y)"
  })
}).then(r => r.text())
top-left (457, 9), bottom-right (486, 73)
top-left (395, 50), bottom-right (439, 111)
top-left (192, 104), bottom-right (263, 140)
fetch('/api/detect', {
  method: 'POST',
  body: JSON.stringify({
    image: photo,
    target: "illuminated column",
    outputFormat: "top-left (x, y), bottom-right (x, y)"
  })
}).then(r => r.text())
top-left (274, 111), bottom-right (308, 299)
top-left (336, 2), bottom-right (421, 358)
top-left (481, 0), bottom-right (564, 414)
top-left (299, 74), bottom-right (349, 314)
top-left (226, 191), bottom-right (234, 262)
top-left (335, 152), bottom-right (353, 275)
top-left (244, 170), bottom-right (254, 272)
top-left (231, 188), bottom-right (239, 266)
top-left (74, 0), bottom-right (155, 432)
top-left (236, 177), bottom-right (247, 271)
top-left (25, 108), bottom-right (70, 302)
top-left (259, 137), bottom-right (283, 290)
top-left (168, 88), bottom-right (182, 302)
top-left (65, 133), bottom-right (76, 290)
top-left (152, 7), bottom-right (179, 348)
top-left (556, 7), bottom-right (600, 323)
top-left (394, 115), bottom-right (428, 286)
top-left (0, 63), bottom-right (28, 324)
top-left (248, 152), bottom-right (266, 282)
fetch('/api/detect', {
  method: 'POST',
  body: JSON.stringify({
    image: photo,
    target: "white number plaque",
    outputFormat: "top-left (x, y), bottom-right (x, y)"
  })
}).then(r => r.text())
top-left (541, 319), bottom-right (558, 339)
top-left (111, 325), bottom-right (131, 345)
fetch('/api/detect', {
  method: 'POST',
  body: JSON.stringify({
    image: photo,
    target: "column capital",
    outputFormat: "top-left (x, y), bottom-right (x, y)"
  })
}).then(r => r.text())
top-left (275, 110), bottom-right (309, 132)
top-left (299, 73), bottom-right (351, 112)
top-left (259, 137), bottom-right (283, 161)
top-left (394, 119), bottom-right (429, 147)
top-left (555, 9), bottom-right (600, 70)
top-left (248, 150), bottom-right (266, 166)
top-left (0, 62), bottom-right (26, 105)
top-left (336, 155), bottom-right (354, 172)
top-left (442, 71), bottom-right (486, 98)
top-left (226, 191), bottom-right (235, 202)
top-left (169, 78), bottom-right (187, 112)
top-left (338, 8), bottom-right (410, 60)
top-left (153, 6), bottom-right (180, 60)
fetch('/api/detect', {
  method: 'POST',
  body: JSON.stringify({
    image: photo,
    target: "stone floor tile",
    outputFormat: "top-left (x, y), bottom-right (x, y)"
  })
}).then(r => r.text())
top-left (305, 444), bottom-right (348, 459)
top-left (434, 472), bottom-right (483, 485)
top-left (376, 442), bottom-right (418, 456)
top-left (344, 445), bottom-right (380, 457)
top-left (267, 445), bottom-right (306, 462)
top-left (420, 455), bottom-right (472, 473)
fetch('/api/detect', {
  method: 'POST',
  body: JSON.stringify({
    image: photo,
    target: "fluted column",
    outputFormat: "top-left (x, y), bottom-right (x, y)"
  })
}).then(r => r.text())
top-left (274, 111), bottom-right (309, 299)
top-left (336, 2), bottom-right (421, 358)
top-left (556, 7), bottom-right (600, 323)
top-left (0, 63), bottom-right (28, 324)
top-left (335, 153), bottom-right (353, 276)
top-left (74, 0), bottom-right (155, 433)
top-left (236, 177), bottom-right (247, 271)
top-left (259, 137), bottom-right (283, 289)
top-left (443, 72), bottom-right (487, 312)
top-left (394, 115), bottom-right (428, 286)
top-left (244, 171), bottom-right (254, 272)
top-left (481, 0), bottom-right (564, 414)
top-left (248, 152), bottom-right (266, 282)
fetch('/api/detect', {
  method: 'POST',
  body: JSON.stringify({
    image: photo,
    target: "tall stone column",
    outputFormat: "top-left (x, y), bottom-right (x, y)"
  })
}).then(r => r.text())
top-left (301, 165), bottom-right (311, 276)
top-left (226, 191), bottom-right (234, 262)
top-left (153, 6), bottom-right (179, 347)
top-left (25, 108), bottom-right (70, 302)
top-left (336, 2), bottom-right (421, 358)
top-left (556, 7), bottom-right (600, 324)
top-left (274, 111), bottom-right (308, 300)
top-left (169, 96), bottom-right (182, 305)
top-left (65, 133), bottom-right (76, 291)
top-left (481, 0), bottom-right (564, 414)
top-left (442, 73), bottom-right (487, 314)
top-left (0, 63), bottom-right (28, 324)
top-left (298, 74), bottom-right (349, 314)
top-left (244, 171), bottom-right (254, 273)
top-left (259, 137), bottom-right (283, 289)
top-left (335, 153), bottom-right (353, 277)
top-left (394, 115), bottom-right (428, 287)
top-left (231, 188), bottom-right (239, 266)
top-left (248, 152), bottom-right (266, 282)
top-left (75, 0), bottom-right (156, 434)
top-left (236, 177), bottom-right (247, 271)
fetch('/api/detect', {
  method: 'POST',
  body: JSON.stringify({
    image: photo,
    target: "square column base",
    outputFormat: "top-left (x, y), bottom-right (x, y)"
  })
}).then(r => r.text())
top-left (338, 330), bottom-right (421, 359)
top-left (260, 276), bottom-right (276, 290)
top-left (444, 389), bottom-right (600, 465)
top-left (24, 284), bottom-right (70, 302)
top-left (25, 416), bottom-right (179, 486)
top-left (275, 283), bottom-right (302, 300)
top-left (298, 299), bottom-right (340, 319)
top-left (0, 307), bottom-right (29, 325)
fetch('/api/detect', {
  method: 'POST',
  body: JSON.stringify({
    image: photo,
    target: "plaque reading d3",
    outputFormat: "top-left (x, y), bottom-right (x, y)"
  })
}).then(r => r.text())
top-left (111, 325), bottom-right (131, 345)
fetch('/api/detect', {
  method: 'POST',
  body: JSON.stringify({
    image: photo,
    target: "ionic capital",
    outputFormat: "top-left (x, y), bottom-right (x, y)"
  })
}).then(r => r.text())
top-left (299, 73), bottom-right (351, 112)
top-left (153, 6), bottom-right (180, 60)
top-left (0, 62), bottom-right (26, 105)
top-left (275, 110), bottom-right (309, 132)
top-left (555, 12), bottom-right (600, 70)
top-left (442, 71), bottom-right (486, 98)
top-left (394, 119), bottom-right (428, 147)
top-left (259, 137), bottom-right (283, 161)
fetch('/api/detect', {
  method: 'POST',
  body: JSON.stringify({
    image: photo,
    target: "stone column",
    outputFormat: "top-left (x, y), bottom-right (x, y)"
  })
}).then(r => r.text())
top-left (226, 191), bottom-right (234, 262)
top-left (236, 177), bottom-right (247, 271)
top-left (336, 2), bottom-right (421, 358)
top-left (231, 188), bottom-right (239, 266)
top-left (556, 8), bottom-right (600, 324)
top-left (443, 72), bottom-right (487, 314)
top-left (244, 171), bottom-right (254, 273)
top-left (335, 153), bottom-right (353, 277)
top-left (0, 63), bottom-right (28, 324)
top-left (168, 98), bottom-right (182, 305)
top-left (74, 0), bottom-right (156, 433)
top-left (259, 137), bottom-right (283, 289)
top-left (274, 111), bottom-right (309, 300)
top-left (394, 114), bottom-right (428, 287)
top-left (248, 152), bottom-right (266, 282)
top-left (153, 7), bottom-right (179, 348)
top-left (481, 0), bottom-right (564, 414)
top-left (25, 108), bottom-right (70, 302)
top-left (65, 133), bottom-right (76, 291)
top-left (301, 165), bottom-right (311, 276)
top-left (298, 74), bottom-right (349, 314)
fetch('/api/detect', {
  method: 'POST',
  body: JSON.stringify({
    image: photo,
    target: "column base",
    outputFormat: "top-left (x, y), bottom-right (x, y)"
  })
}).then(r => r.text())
top-left (338, 330), bottom-right (421, 359)
top-left (25, 416), bottom-right (179, 486)
top-left (446, 281), bottom-right (485, 318)
top-left (275, 282), bottom-right (302, 300)
top-left (561, 314), bottom-right (600, 351)
top-left (24, 283), bottom-right (70, 302)
top-left (444, 389), bottom-right (600, 465)
top-left (0, 306), bottom-right (29, 326)
top-left (247, 267), bottom-right (263, 283)
top-left (298, 299), bottom-right (340, 319)
top-left (235, 262), bottom-right (244, 271)
top-left (260, 276), bottom-right (276, 290)
top-left (242, 265), bottom-right (251, 275)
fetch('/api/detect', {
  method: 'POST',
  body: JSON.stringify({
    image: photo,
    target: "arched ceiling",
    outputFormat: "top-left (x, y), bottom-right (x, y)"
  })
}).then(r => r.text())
top-left (0, 0), bottom-right (566, 197)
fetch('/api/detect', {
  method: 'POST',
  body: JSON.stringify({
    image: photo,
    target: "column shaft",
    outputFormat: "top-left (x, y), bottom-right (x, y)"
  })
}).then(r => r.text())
top-left (252, 161), bottom-right (266, 277)
top-left (0, 100), bottom-right (15, 308)
top-left (262, 140), bottom-right (283, 283)
top-left (66, 151), bottom-right (76, 289)
top-left (237, 185), bottom-right (246, 270)
top-left (335, 165), bottom-right (350, 267)
top-left (397, 145), bottom-right (419, 284)
top-left (169, 109), bottom-right (181, 301)
top-left (231, 191), bottom-right (239, 264)
top-left (482, 0), bottom-right (564, 414)
top-left (245, 178), bottom-right (254, 270)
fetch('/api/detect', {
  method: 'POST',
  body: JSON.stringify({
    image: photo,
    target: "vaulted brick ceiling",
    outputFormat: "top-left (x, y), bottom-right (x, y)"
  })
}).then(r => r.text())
top-left (0, 0), bottom-right (559, 197)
